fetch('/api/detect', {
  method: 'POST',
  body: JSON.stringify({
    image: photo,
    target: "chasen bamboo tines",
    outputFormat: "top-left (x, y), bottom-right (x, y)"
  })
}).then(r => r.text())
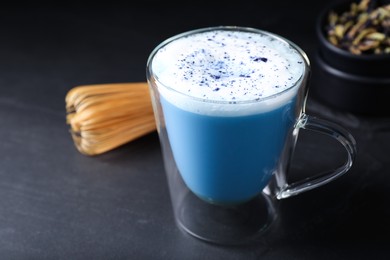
top-left (65, 82), bottom-right (156, 156)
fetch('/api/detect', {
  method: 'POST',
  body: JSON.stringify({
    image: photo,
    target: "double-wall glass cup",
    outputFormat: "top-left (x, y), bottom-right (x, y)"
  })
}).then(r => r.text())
top-left (146, 26), bottom-right (357, 245)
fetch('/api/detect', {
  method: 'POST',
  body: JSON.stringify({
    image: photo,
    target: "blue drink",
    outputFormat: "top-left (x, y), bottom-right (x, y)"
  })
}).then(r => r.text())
top-left (147, 27), bottom-right (357, 245)
top-left (149, 28), bottom-right (305, 205)
top-left (161, 95), bottom-right (296, 205)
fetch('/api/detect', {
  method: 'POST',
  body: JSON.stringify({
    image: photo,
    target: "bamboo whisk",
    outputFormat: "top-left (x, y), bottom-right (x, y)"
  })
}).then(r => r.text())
top-left (65, 82), bottom-right (156, 156)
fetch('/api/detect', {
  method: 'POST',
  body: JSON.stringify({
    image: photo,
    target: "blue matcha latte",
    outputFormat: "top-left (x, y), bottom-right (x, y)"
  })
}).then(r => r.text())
top-left (150, 28), bottom-right (306, 205)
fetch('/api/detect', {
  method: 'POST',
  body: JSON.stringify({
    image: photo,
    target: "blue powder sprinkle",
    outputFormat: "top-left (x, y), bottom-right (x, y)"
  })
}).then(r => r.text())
top-left (252, 57), bottom-right (268, 62)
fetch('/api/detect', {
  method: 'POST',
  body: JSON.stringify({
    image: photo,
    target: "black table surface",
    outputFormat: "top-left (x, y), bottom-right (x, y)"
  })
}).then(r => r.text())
top-left (1, 3), bottom-right (390, 259)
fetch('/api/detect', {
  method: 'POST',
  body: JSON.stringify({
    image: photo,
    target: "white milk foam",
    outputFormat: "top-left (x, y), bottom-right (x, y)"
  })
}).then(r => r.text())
top-left (151, 28), bottom-right (306, 116)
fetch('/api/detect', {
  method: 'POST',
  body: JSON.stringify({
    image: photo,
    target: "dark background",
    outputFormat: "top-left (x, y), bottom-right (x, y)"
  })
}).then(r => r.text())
top-left (1, 2), bottom-right (390, 259)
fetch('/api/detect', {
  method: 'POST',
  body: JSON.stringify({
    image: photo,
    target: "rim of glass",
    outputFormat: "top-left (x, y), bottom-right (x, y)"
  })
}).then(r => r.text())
top-left (146, 25), bottom-right (310, 105)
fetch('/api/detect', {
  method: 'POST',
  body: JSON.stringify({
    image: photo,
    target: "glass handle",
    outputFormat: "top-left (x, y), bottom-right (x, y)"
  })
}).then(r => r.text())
top-left (277, 114), bottom-right (357, 199)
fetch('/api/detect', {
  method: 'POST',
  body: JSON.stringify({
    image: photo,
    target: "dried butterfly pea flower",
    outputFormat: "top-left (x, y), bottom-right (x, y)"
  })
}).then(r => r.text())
top-left (326, 0), bottom-right (390, 55)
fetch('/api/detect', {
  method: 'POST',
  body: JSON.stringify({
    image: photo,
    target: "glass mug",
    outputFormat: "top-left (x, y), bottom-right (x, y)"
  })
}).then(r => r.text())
top-left (146, 26), bottom-right (357, 245)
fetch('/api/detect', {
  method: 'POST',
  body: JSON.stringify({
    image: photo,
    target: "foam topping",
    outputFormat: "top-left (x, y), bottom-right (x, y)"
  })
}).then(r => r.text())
top-left (150, 28), bottom-right (307, 115)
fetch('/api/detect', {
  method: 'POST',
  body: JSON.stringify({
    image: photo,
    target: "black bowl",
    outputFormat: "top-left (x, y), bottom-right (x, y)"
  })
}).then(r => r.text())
top-left (311, 0), bottom-right (390, 116)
